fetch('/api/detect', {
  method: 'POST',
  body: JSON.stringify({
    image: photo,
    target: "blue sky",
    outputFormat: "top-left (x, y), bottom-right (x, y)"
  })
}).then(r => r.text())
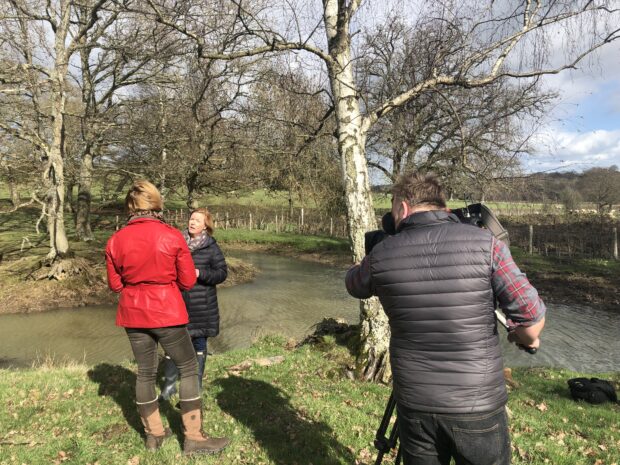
top-left (525, 40), bottom-right (620, 173)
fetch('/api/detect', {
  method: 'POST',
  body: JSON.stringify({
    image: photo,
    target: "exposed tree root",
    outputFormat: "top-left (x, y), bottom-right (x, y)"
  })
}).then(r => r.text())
top-left (30, 257), bottom-right (97, 282)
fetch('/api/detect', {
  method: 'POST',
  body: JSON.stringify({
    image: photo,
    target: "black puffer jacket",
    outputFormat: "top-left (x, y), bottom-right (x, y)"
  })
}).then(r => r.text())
top-left (370, 210), bottom-right (506, 414)
top-left (182, 235), bottom-right (227, 338)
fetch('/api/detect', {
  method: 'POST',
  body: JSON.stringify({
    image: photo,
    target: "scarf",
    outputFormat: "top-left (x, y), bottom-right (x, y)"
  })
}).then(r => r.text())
top-left (183, 229), bottom-right (210, 252)
top-left (127, 210), bottom-right (165, 224)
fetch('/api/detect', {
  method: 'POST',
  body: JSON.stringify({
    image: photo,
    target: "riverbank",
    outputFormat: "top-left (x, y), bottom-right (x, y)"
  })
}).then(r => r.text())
top-left (0, 336), bottom-right (618, 465)
top-left (219, 229), bottom-right (620, 313)
top-left (1, 220), bottom-right (618, 313)
top-left (510, 249), bottom-right (620, 313)
top-left (0, 250), bottom-right (257, 315)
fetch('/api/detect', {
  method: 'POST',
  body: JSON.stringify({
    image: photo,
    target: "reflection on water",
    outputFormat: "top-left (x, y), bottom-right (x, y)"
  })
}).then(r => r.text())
top-left (0, 252), bottom-right (618, 373)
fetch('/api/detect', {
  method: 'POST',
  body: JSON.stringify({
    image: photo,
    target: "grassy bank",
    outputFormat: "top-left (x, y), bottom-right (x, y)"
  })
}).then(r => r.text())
top-left (0, 337), bottom-right (618, 465)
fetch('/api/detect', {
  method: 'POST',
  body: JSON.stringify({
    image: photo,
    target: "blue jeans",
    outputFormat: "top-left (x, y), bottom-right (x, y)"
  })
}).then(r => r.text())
top-left (397, 404), bottom-right (511, 465)
top-left (192, 336), bottom-right (207, 355)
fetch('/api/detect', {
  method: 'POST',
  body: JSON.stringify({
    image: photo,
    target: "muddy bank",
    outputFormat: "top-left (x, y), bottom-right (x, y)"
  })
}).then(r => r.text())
top-left (0, 257), bottom-right (257, 315)
top-left (524, 270), bottom-right (620, 313)
top-left (221, 242), bottom-right (352, 269)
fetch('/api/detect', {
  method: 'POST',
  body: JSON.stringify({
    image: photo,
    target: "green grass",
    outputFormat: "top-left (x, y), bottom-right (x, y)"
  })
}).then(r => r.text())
top-left (372, 197), bottom-right (553, 213)
top-left (511, 247), bottom-right (620, 278)
top-left (203, 190), bottom-right (294, 208)
top-left (0, 337), bottom-right (618, 465)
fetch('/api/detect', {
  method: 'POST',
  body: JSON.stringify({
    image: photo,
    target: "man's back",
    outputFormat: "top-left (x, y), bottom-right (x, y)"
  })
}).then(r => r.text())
top-left (369, 210), bottom-right (506, 413)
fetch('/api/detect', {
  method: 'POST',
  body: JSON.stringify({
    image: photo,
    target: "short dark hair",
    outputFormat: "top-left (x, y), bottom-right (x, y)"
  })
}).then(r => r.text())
top-left (391, 171), bottom-right (446, 208)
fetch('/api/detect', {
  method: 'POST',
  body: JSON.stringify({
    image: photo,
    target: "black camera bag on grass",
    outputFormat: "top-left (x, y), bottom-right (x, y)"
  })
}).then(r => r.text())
top-left (567, 377), bottom-right (617, 404)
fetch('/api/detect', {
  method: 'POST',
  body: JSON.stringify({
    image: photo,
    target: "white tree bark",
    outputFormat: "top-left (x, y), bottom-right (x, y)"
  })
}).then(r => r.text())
top-left (45, 0), bottom-right (72, 258)
top-left (324, 0), bottom-right (391, 382)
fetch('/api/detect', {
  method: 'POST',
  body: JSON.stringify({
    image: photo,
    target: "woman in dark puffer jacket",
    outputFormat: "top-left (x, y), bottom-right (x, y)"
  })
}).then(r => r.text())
top-left (160, 207), bottom-right (227, 398)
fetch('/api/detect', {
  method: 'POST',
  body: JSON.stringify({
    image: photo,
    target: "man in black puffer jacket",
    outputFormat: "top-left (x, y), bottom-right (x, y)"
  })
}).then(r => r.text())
top-left (346, 172), bottom-right (546, 465)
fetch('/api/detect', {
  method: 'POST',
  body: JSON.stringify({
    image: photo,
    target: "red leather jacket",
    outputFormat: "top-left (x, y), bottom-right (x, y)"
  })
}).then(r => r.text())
top-left (105, 217), bottom-right (197, 328)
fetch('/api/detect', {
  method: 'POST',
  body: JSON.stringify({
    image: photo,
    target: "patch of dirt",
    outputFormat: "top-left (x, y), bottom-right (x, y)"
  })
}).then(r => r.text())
top-left (220, 257), bottom-right (257, 288)
top-left (0, 267), bottom-right (112, 314)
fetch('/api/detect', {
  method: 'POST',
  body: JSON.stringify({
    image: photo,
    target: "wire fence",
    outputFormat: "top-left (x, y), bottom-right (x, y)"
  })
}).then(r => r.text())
top-left (162, 207), bottom-right (350, 238)
top-left (106, 207), bottom-right (620, 261)
top-left (503, 218), bottom-right (619, 260)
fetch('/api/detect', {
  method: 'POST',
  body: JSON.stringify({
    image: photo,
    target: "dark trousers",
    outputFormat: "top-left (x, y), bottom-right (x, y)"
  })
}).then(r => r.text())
top-left (126, 326), bottom-right (199, 404)
top-left (397, 404), bottom-right (511, 465)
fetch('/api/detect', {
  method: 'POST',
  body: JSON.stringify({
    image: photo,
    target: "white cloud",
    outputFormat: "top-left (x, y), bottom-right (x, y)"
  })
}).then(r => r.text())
top-left (527, 128), bottom-right (620, 171)
top-left (528, 27), bottom-right (620, 171)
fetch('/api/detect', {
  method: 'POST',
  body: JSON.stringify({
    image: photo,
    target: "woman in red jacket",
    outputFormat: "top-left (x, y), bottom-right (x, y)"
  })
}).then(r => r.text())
top-left (105, 180), bottom-right (229, 455)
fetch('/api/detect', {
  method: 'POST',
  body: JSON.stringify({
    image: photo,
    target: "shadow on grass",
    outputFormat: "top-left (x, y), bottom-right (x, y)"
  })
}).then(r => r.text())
top-left (298, 317), bottom-right (360, 357)
top-left (87, 362), bottom-right (185, 443)
top-left (87, 363), bottom-right (143, 436)
top-left (215, 376), bottom-right (356, 465)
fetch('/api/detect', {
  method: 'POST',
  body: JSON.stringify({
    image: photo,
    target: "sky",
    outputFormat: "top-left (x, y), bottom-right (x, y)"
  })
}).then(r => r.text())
top-left (524, 39), bottom-right (620, 173)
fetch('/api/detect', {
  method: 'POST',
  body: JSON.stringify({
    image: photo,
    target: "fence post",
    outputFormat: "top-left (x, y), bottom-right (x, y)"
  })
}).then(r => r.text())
top-left (300, 208), bottom-right (304, 233)
top-left (115, 215), bottom-right (119, 231)
top-left (613, 227), bottom-right (618, 260)
top-left (249, 213), bottom-right (253, 231)
top-left (528, 225), bottom-right (533, 255)
top-left (225, 212), bottom-right (229, 230)
top-left (330, 217), bottom-right (333, 236)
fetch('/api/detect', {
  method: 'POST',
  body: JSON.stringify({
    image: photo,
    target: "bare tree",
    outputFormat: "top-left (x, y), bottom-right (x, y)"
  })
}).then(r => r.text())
top-left (360, 20), bottom-right (556, 193)
top-left (72, 5), bottom-right (186, 240)
top-left (244, 65), bottom-right (342, 214)
top-left (137, 0), bottom-right (620, 381)
top-left (0, 0), bottom-right (123, 259)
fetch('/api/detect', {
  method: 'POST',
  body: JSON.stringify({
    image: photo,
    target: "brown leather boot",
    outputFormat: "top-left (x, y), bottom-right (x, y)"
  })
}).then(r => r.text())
top-left (137, 401), bottom-right (172, 451)
top-left (180, 399), bottom-right (230, 455)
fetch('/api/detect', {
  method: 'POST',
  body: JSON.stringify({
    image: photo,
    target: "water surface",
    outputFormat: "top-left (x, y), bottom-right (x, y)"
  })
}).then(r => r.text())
top-left (0, 252), bottom-right (618, 373)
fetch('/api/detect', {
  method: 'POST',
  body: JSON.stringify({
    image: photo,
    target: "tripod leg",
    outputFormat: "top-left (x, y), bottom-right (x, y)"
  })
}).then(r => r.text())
top-left (374, 392), bottom-right (399, 465)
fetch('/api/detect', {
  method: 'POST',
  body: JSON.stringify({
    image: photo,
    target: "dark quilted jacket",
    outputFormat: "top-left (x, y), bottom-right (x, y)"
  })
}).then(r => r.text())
top-left (370, 210), bottom-right (507, 413)
top-left (182, 236), bottom-right (227, 338)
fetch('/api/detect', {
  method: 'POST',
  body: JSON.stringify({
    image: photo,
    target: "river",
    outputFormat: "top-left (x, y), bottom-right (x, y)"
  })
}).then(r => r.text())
top-left (0, 252), bottom-right (618, 373)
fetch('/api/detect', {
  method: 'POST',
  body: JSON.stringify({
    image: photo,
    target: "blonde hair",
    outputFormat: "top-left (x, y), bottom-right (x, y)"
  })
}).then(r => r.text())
top-left (125, 180), bottom-right (163, 213)
top-left (191, 208), bottom-right (214, 236)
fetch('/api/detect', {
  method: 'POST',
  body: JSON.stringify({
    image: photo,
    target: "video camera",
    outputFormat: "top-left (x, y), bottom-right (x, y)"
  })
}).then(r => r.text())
top-left (364, 203), bottom-right (509, 255)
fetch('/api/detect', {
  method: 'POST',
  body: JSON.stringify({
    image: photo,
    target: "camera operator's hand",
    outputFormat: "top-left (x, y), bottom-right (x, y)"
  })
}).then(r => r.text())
top-left (506, 318), bottom-right (544, 354)
top-left (507, 331), bottom-right (540, 352)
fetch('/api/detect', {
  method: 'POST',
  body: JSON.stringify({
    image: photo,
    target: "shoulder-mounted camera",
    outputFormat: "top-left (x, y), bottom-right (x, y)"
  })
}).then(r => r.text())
top-left (364, 203), bottom-right (509, 255)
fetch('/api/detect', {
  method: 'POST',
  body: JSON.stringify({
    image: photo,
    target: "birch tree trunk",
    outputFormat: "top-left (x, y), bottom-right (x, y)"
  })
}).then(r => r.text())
top-left (44, 2), bottom-right (72, 259)
top-left (323, 0), bottom-right (391, 382)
